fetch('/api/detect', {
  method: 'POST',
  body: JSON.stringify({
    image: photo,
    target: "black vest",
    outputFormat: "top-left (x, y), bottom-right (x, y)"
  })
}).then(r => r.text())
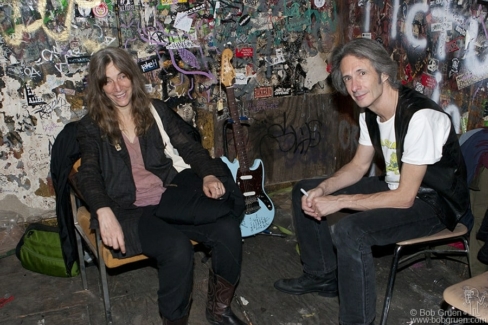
top-left (365, 86), bottom-right (469, 230)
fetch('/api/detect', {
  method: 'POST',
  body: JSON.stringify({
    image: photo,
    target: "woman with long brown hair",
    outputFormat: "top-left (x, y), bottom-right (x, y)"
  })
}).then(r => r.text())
top-left (75, 47), bottom-right (246, 325)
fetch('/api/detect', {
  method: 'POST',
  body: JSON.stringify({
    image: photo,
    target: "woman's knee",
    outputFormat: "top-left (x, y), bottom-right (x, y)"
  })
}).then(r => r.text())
top-left (156, 238), bottom-right (194, 267)
top-left (213, 216), bottom-right (242, 244)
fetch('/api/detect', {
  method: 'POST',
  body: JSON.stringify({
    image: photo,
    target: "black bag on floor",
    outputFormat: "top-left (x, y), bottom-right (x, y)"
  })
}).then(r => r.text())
top-left (15, 223), bottom-right (79, 277)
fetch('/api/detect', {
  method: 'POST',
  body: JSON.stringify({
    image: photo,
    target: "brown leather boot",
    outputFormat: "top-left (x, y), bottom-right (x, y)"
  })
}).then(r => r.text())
top-left (162, 315), bottom-right (189, 325)
top-left (205, 270), bottom-right (247, 325)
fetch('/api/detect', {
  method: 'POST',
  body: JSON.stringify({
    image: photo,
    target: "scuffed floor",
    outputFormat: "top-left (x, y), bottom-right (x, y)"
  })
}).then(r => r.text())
top-left (0, 187), bottom-right (476, 325)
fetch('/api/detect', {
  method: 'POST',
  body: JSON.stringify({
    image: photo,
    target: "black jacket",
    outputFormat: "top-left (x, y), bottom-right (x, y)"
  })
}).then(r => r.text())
top-left (365, 86), bottom-right (470, 230)
top-left (50, 121), bottom-right (80, 275)
top-left (74, 99), bottom-right (231, 257)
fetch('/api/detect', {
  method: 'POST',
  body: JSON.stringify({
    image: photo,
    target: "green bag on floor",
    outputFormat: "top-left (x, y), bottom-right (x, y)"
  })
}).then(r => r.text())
top-left (15, 223), bottom-right (79, 277)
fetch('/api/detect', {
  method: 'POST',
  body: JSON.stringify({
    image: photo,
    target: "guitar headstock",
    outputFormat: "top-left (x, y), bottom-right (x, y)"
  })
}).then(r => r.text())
top-left (220, 48), bottom-right (235, 87)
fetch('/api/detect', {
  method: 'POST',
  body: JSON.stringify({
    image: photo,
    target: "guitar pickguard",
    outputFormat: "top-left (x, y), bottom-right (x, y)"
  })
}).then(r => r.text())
top-left (221, 156), bottom-right (275, 237)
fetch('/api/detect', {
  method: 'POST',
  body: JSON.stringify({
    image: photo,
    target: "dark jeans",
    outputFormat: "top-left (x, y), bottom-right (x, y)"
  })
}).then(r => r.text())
top-left (293, 177), bottom-right (446, 325)
top-left (138, 206), bottom-right (242, 320)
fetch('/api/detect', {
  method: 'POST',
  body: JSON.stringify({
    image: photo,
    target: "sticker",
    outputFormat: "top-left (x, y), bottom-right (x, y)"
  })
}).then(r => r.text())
top-left (314, 0), bottom-right (325, 8)
top-left (254, 86), bottom-right (273, 99)
top-left (160, 0), bottom-right (188, 4)
top-left (139, 57), bottom-right (160, 73)
top-left (445, 39), bottom-right (460, 53)
top-left (93, 2), bottom-right (109, 18)
top-left (235, 47), bottom-right (254, 58)
top-left (67, 56), bottom-right (91, 64)
top-left (431, 22), bottom-right (452, 32)
top-left (456, 70), bottom-right (488, 90)
top-left (25, 86), bottom-right (46, 107)
top-left (166, 40), bottom-right (199, 49)
top-left (57, 88), bottom-right (76, 96)
top-left (455, 25), bottom-right (466, 36)
top-left (266, 48), bottom-right (285, 65)
top-left (174, 12), bottom-right (193, 32)
top-left (273, 87), bottom-right (292, 97)
top-left (414, 82), bottom-right (425, 94)
top-left (427, 58), bottom-right (439, 74)
top-left (448, 58), bottom-right (460, 79)
top-left (238, 14), bottom-right (251, 26)
top-left (421, 73), bottom-right (437, 88)
top-left (235, 73), bottom-right (249, 85)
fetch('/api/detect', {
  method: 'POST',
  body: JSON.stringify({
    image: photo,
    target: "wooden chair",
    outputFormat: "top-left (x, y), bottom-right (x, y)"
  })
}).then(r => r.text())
top-left (380, 223), bottom-right (471, 325)
top-left (69, 159), bottom-right (197, 324)
top-left (442, 271), bottom-right (488, 324)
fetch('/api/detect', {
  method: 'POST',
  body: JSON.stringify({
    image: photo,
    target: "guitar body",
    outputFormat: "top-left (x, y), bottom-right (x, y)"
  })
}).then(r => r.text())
top-left (221, 156), bottom-right (275, 237)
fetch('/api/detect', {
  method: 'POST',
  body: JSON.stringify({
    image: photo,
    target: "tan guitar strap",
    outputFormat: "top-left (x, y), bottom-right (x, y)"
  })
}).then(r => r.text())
top-left (150, 104), bottom-right (190, 172)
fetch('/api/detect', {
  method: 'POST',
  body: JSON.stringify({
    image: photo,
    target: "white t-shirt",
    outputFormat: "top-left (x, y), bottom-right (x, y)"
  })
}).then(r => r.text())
top-left (358, 109), bottom-right (451, 189)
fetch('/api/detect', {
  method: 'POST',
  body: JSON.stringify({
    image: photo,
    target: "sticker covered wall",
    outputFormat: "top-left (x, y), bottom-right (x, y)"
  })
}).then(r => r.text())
top-left (0, 0), bottom-right (486, 214)
top-left (345, 0), bottom-right (488, 132)
top-left (0, 0), bottom-right (341, 213)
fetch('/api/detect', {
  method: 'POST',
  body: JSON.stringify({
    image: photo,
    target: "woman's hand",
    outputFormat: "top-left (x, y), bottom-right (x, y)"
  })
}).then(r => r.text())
top-left (203, 175), bottom-right (225, 199)
top-left (96, 207), bottom-right (126, 254)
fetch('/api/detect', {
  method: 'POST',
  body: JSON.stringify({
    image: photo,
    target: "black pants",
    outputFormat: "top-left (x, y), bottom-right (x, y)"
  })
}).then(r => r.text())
top-left (293, 177), bottom-right (446, 324)
top-left (138, 206), bottom-right (242, 320)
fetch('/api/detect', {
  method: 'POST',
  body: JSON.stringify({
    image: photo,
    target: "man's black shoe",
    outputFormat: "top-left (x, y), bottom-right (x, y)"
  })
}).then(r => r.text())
top-left (274, 273), bottom-right (338, 297)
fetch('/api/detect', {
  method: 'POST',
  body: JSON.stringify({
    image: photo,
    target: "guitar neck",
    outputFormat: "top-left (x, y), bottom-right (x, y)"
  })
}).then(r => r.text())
top-left (225, 86), bottom-right (251, 173)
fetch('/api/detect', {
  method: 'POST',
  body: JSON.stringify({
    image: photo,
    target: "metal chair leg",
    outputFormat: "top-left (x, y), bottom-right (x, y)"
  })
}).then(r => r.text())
top-left (74, 229), bottom-right (88, 290)
top-left (462, 237), bottom-right (472, 278)
top-left (70, 189), bottom-right (88, 290)
top-left (425, 246), bottom-right (432, 268)
top-left (96, 230), bottom-right (113, 325)
top-left (380, 245), bottom-right (403, 325)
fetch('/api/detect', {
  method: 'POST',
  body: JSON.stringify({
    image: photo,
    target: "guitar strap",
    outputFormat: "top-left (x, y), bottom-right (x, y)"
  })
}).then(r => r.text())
top-left (149, 104), bottom-right (191, 172)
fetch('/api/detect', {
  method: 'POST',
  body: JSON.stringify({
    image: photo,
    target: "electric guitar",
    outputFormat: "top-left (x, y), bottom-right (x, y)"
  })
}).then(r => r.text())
top-left (220, 48), bottom-right (275, 237)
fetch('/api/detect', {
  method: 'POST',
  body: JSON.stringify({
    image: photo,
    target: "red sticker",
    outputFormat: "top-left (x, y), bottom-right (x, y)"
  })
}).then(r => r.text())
top-left (445, 39), bottom-right (460, 53)
top-left (254, 86), bottom-right (273, 99)
top-left (421, 73), bottom-right (437, 88)
top-left (93, 2), bottom-right (109, 18)
top-left (236, 47), bottom-right (254, 58)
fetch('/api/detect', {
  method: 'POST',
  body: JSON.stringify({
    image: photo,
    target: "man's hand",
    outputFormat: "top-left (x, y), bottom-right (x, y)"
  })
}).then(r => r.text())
top-left (203, 175), bottom-right (225, 199)
top-left (301, 163), bottom-right (428, 221)
top-left (96, 207), bottom-right (126, 254)
top-left (302, 187), bottom-right (341, 221)
top-left (301, 186), bottom-right (322, 217)
top-left (304, 195), bottom-right (344, 221)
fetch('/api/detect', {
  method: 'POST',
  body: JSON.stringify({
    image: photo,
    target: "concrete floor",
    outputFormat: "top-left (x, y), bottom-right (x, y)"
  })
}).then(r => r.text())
top-left (0, 187), bottom-right (481, 325)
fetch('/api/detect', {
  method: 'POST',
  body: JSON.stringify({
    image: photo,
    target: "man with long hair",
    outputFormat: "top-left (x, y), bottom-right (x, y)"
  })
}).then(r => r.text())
top-left (274, 38), bottom-right (472, 325)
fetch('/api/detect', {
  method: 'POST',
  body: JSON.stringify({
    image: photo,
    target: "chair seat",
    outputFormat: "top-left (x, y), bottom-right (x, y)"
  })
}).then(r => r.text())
top-left (443, 271), bottom-right (488, 320)
top-left (380, 222), bottom-right (471, 325)
top-left (70, 158), bottom-right (199, 324)
top-left (76, 206), bottom-right (148, 268)
top-left (397, 223), bottom-right (468, 246)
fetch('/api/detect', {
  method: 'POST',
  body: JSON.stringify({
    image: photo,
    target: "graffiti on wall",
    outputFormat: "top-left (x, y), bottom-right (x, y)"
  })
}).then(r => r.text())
top-left (0, 0), bottom-right (486, 211)
top-left (0, 0), bottom-right (339, 210)
top-left (349, 0), bottom-right (487, 132)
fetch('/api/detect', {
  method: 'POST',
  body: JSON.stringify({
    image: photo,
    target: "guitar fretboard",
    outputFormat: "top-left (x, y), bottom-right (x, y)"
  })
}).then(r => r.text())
top-left (225, 86), bottom-right (250, 173)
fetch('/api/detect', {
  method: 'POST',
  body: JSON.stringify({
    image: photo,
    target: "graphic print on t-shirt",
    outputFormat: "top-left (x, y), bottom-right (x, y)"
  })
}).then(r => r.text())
top-left (381, 138), bottom-right (399, 175)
